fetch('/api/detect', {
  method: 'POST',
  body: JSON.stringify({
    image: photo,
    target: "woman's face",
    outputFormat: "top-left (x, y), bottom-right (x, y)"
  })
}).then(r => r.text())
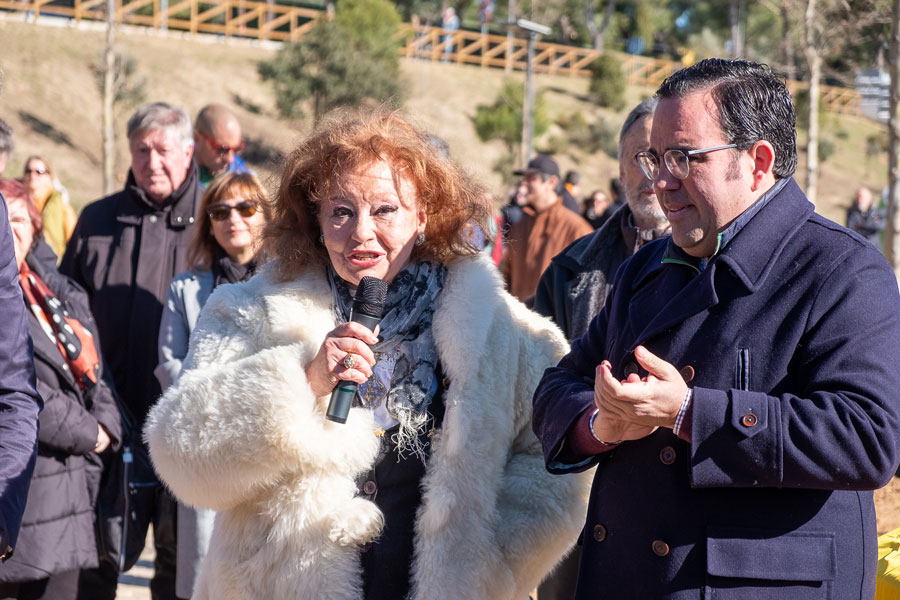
top-left (23, 159), bottom-right (53, 201)
top-left (6, 196), bottom-right (34, 270)
top-left (207, 191), bottom-right (266, 263)
top-left (318, 160), bottom-right (426, 287)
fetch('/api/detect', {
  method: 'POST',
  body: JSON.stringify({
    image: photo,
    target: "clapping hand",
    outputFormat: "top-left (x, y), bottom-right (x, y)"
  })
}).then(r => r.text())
top-left (591, 346), bottom-right (687, 443)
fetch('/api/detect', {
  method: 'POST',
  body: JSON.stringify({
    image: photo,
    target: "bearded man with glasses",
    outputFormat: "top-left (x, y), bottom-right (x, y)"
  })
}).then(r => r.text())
top-left (532, 58), bottom-right (900, 599)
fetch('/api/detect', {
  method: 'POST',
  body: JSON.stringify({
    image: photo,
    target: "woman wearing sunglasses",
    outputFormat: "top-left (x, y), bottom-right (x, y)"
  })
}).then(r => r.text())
top-left (21, 156), bottom-right (77, 263)
top-left (154, 171), bottom-right (268, 600)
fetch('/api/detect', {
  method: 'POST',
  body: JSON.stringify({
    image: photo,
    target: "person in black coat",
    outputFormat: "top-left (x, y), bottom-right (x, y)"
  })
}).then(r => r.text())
top-left (61, 102), bottom-right (201, 600)
top-left (845, 186), bottom-right (885, 249)
top-left (0, 179), bottom-right (121, 600)
top-left (533, 58), bottom-right (900, 599)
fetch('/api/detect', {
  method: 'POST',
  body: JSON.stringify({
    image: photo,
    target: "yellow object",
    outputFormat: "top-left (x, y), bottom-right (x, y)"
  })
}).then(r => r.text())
top-left (877, 527), bottom-right (900, 599)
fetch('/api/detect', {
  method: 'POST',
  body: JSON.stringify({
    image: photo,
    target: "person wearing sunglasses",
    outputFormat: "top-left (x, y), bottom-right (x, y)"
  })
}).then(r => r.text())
top-left (153, 171), bottom-right (267, 599)
top-left (21, 156), bottom-right (77, 263)
top-left (533, 58), bottom-right (900, 599)
top-left (192, 104), bottom-right (250, 189)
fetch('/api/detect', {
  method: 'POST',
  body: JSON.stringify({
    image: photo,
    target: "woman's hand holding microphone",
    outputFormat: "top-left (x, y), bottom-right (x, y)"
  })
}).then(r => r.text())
top-left (305, 323), bottom-right (380, 398)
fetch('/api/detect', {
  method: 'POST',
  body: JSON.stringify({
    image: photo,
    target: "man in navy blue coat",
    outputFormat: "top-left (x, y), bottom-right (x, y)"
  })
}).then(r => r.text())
top-left (0, 195), bottom-right (41, 562)
top-left (532, 58), bottom-right (900, 599)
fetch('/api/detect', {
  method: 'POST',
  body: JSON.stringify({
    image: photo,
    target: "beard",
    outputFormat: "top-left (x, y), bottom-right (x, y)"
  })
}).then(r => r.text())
top-left (628, 190), bottom-right (668, 230)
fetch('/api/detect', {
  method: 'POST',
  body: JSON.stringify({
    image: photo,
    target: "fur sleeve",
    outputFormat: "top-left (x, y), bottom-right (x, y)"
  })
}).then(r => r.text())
top-left (145, 280), bottom-right (378, 512)
top-left (489, 301), bottom-right (593, 598)
top-left (416, 256), bottom-right (593, 600)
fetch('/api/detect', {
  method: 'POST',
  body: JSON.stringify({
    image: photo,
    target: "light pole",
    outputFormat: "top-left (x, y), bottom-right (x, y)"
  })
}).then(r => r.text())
top-left (516, 19), bottom-right (551, 168)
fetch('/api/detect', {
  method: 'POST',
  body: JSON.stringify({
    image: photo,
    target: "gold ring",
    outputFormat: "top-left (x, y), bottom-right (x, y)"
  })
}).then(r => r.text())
top-left (342, 354), bottom-right (355, 369)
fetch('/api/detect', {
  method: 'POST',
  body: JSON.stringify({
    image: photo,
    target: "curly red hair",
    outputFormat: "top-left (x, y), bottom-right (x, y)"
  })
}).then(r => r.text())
top-left (264, 109), bottom-right (491, 282)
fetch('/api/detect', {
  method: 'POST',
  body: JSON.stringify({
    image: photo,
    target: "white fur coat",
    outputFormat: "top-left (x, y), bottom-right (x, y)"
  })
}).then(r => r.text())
top-left (145, 255), bottom-right (591, 600)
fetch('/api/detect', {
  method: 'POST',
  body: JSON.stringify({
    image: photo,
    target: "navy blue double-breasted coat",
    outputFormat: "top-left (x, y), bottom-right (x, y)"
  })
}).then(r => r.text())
top-left (533, 179), bottom-right (900, 599)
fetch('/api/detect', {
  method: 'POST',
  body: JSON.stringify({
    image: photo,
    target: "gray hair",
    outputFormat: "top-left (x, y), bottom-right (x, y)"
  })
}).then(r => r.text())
top-left (127, 102), bottom-right (193, 150)
top-left (0, 119), bottom-right (13, 155)
top-left (617, 97), bottom-right (658, 160)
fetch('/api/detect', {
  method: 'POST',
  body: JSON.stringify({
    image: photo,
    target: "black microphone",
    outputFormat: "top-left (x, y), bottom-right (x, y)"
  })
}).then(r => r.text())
top-left (326, 276), bottom-right (388, 424)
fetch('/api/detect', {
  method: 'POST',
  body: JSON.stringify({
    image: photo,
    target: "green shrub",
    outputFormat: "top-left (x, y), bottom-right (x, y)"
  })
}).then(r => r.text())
top-left (818, 138), bottom-right (836, 163)
top-left (555, 111), bottom-right (618, 158)
top-left (473, 81), bottom-right (549, 152)
top-left (588, 54), bottom-right (626, 111)
top-left (258, 0), bottom-right (404, 121)
top-left (541, 135), bottom-right (570, 156)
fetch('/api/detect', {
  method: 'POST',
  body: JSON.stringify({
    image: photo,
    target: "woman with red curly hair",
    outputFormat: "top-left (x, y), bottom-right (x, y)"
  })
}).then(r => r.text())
top-left (146, 110), bottom-right (588, 600)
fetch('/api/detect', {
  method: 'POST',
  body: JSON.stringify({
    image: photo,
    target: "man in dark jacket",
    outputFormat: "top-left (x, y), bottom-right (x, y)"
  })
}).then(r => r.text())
top-left (61, 102), bottom-right (201, 600)
top-left (533, 58), bottom-right (900, 599)
top-left (0, 196), bottom-right (41, 565)
top-left (846, 186), bottom-right (885, 249)
top-left (534, 97), bottom-right (670, 342)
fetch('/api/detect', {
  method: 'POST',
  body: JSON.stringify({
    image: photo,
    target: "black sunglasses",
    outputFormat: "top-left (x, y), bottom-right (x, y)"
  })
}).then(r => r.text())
top-left (208, 201), bottom-right (258, 222)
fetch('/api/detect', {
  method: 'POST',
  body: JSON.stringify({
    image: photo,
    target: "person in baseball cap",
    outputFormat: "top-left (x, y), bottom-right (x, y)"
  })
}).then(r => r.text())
top-left (502, 154), bottom-right (592, 302)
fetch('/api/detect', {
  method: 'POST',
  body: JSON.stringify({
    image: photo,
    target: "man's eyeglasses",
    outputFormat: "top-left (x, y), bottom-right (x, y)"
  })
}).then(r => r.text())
top-left (198, 131), bottom-right (245, 157)
top-left (208, 201), bottom-right (258, 222)
top-left (23, 167), bottom-right (48, 176)
top-left (634, 144), bottom-right (737, 181)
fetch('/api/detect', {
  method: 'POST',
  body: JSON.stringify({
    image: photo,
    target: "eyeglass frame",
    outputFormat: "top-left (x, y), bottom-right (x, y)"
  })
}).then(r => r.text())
top-left (634, 144), bottom-right (738, 181)
top-left (197, 130), bottom-right (245, 157)
top-left (23, 167), bottom-right (49, 176)
top-left (207, 200), bottom-right (259, 222)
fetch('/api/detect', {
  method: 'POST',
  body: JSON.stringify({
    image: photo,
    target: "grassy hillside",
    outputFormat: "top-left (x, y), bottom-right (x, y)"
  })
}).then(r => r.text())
top-left (0, 16), bottom-right (889, 225)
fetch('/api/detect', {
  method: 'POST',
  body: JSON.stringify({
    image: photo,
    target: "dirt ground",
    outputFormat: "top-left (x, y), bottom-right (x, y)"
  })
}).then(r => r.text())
top-left (877, 477), bottom-right (900, 535)
top-left (113, 543), bottom-right (153, 600)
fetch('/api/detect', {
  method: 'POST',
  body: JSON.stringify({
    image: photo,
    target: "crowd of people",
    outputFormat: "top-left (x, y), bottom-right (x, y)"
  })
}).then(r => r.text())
top-left (0, 57), bottom-right (899, 600)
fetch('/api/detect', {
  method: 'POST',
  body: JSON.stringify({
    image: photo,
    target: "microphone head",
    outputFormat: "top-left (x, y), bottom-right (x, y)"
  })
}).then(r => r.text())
top-left (352, 276), bottom-right (388, 318)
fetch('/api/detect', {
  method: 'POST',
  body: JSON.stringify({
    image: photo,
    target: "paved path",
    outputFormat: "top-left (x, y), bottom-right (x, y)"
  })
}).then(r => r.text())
top-left (112, 536), bottom-right (153, 600)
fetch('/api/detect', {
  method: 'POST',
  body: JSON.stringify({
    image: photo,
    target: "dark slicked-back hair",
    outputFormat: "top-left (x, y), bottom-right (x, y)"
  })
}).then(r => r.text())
top-left (656, 58), bottom-right (797, 179)
top-left (265, 108), bottom-right (491, 282)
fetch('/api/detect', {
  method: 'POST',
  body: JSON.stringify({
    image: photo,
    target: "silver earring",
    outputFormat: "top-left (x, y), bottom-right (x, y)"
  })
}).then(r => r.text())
top-left (319, 234), bottom-right (324, 244)
top-left (415, 232), bottom-right (426, 246)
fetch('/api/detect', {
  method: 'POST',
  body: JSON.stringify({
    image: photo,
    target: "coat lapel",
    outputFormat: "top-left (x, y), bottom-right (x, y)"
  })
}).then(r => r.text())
top-left (626, 179), bottom-right (814, 345)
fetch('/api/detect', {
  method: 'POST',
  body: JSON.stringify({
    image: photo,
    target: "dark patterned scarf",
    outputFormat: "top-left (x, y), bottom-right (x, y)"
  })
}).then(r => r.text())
top-left (328, 261), bottom-right (446, 455)
top-left (211, 245), bottom-right (256, 288)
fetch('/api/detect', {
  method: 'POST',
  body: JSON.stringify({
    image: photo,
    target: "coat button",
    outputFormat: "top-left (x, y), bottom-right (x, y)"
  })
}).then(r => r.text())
top-left (148, 215), bottom-right (158, 223)
top-left (659, 446), bottom-right (676, 465)
top-left (592, 524), bottom-right (607, 542)
top-left (652, 540), bottom-right (670, 556)
top-left (363, 480), bottom-right (377, 495)
top-left (623, 362), bottom-right (639, 377)
top-left (441, 377), bottom-right (451, 390)
top-left (679, 365), bottom-right (695, 383)
top-left (741, 413), bottom-right (758, 427)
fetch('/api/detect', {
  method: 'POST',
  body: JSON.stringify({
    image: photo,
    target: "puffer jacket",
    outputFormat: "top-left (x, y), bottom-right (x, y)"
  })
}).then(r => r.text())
top-left (0, 252), bottom-right (121, 582)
